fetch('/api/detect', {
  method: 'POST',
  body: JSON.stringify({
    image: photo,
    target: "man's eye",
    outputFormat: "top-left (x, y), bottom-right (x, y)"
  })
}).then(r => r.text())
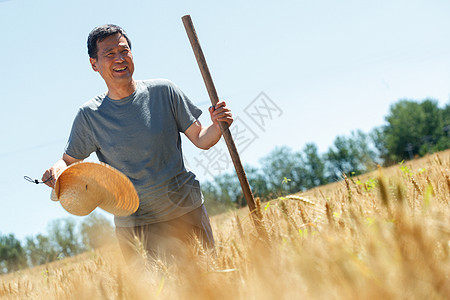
top-left (122, 50), bottom-right (129, 54)
top-left (106, 53), bottom-right (114, 57)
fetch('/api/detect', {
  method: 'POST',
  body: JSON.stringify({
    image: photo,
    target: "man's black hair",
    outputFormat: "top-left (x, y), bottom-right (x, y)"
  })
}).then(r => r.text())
top-left (87, 24), bottom-right (132, 59)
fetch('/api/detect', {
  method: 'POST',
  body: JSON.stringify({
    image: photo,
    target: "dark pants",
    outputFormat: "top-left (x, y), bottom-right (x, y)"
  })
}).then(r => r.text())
top-left (115, 204), bottom-right (215, 264)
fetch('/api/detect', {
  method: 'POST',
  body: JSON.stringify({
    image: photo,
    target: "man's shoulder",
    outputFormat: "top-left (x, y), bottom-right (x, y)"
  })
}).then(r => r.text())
top-left (79, 93), bottom-right (107, 112)
top-left (139, 78), bottom-right (177, 89)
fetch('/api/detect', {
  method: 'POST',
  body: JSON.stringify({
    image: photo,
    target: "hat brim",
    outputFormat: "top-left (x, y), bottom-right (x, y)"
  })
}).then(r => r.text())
top-left (51, 162), bottom-right (139, 217)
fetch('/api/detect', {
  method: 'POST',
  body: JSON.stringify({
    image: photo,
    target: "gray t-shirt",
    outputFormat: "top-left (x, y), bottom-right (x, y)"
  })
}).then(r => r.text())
top-left (65, 79), bottom-right (203, 227)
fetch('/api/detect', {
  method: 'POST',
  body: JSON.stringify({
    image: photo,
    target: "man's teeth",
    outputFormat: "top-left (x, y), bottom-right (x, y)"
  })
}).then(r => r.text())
top-left (114, 67), bottom-right (126, 71)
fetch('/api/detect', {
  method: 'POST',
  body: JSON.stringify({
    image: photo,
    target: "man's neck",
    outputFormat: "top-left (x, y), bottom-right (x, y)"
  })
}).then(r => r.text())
top-left (106, 79), bottom-right (137, 100)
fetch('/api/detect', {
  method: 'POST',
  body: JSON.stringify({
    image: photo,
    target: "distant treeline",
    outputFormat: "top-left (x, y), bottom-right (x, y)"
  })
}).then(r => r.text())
top-left (202, 98), bottom-right (450, 214)
top-left (0, 214), bottom-right (113, 274)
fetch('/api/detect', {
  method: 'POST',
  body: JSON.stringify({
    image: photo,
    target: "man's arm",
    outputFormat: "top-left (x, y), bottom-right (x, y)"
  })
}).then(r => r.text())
top-left (184, 100), bottom-right (233, 150)
top-left (42, 153), bottom-right (82, 188)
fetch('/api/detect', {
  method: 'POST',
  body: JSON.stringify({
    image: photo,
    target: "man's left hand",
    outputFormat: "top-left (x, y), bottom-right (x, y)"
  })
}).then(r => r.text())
top-left (208, 100), bottom-right (233, 130)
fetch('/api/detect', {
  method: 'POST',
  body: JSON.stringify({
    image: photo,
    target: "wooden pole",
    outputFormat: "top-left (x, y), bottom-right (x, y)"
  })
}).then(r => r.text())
top-left (182, 15), bottom-right (268, 239)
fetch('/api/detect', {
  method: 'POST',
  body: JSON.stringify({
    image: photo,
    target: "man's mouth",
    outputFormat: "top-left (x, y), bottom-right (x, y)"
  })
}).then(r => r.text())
top-left (113, 66), bottom-right (127, 72)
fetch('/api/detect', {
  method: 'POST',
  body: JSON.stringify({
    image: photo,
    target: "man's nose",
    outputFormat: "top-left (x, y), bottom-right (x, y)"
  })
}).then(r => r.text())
top-left (114, 53), bottom-right (125, 62)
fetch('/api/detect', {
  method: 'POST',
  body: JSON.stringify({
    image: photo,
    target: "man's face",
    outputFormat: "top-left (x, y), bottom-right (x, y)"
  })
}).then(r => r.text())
top-left (89, 33), bottom-right (134, 87)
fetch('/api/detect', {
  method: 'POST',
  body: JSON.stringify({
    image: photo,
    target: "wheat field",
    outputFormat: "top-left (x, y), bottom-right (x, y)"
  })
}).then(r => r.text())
top-left (1, 150), bottom-right (449, 299)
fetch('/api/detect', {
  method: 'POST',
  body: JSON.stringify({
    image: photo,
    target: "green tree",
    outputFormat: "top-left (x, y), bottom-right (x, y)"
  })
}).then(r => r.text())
top-left (301, 143), bottom-right (328, 189)
top-left (431, 102), bottom-right (450, 152)
top-left (261, 146), bottom-right (306, 194)
top-left (370, 126), bottom-right (389, 165)
top-left (202, 164), bottom-right (270, 214)
top-left (326, 130), bottom-right (376, 180)
top-left (245, 165), bottom-right (270, 200)
top-left (214, 173), bottom-right (243, 207)
top-left (418, 100), bottom-right (444, 155)
top-left (47, 218), bottom-right (85, 258)
top-left (25, 234), bottom-right (58, 267)
top-left (0, 233), bottom-right (27, 273)
top-left (202, 181), bottom-right (234, 215)
top-left (80, 213), bottom-right (114, 250)
top-left (383, 99), bottom-right (447, 162)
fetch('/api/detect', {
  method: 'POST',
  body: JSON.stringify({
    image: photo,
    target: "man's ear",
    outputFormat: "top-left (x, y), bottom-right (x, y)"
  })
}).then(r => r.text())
top-left (90, 57), bottom-right (98, 72)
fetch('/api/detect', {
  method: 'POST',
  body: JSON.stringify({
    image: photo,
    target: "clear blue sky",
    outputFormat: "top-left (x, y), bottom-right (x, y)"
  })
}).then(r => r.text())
top-left (1, 0), bottom-right (449, 240)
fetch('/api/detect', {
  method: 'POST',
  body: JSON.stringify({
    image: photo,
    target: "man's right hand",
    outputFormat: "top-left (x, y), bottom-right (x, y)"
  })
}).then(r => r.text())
top-left (42, 154), bottom-right (82, 188)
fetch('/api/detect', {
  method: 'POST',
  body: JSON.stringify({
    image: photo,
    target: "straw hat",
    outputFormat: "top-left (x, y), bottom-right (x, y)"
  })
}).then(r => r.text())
top-left (50, 162), bottom-right (139, 216)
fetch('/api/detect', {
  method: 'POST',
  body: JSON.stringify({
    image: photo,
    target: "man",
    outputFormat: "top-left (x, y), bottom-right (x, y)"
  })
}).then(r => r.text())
top-left (42, 24), bottom-right (233, 262)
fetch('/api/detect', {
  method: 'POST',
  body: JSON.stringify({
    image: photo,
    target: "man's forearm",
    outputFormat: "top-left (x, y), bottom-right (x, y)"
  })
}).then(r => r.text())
top-left (196, 124), bottom-right (223, 150)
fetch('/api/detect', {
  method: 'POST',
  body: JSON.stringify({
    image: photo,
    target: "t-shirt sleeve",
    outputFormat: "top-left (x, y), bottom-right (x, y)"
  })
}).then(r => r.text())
top-left (64, 108), bottom-right (97, 160)
top-left (166, 81), bottom-right (203, 132)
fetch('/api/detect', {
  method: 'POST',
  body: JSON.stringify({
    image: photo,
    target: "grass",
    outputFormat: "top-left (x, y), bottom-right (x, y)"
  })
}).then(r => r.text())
top-left (1, 149), bottom-right (449, 299)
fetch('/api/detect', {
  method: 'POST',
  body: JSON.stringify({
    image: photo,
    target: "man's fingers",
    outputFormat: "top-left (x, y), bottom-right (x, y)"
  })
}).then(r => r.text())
top-left (42, 170), bottom-right (54, 188)
top-left (43, 167), bottom-right (61, 188)
top-left (41, 170), bottom-right (50, 182)
top-left (209, 100), bottom-right (233, 126)
top-left (212, 106), bottom-right (231, 116)
top-left (214, 110), bottom-right (232, 118)
top-left (214, 101), bottom-right (226, 109)
top-left (215, 112), bottom-right (233, 125)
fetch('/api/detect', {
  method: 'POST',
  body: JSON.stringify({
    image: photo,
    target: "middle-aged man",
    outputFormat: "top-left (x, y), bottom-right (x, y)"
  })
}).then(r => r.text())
top-left (42, 24), bottom-right (233, 262)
